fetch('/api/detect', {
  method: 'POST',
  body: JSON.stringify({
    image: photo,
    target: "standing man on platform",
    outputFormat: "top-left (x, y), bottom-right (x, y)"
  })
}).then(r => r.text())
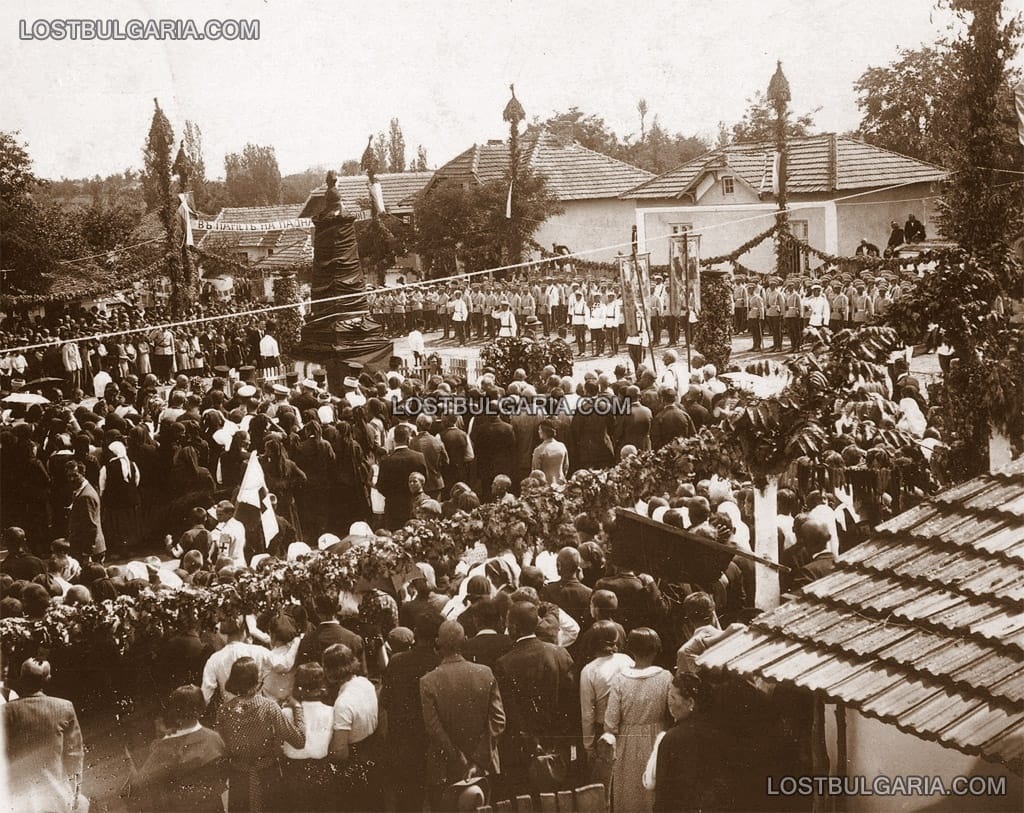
top-left (451, 291), bottom-right (469, 346)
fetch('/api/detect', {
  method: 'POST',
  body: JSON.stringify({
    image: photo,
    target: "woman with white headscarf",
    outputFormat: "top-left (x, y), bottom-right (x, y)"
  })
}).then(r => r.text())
top-left (99, 439), bottom-right (142, 553)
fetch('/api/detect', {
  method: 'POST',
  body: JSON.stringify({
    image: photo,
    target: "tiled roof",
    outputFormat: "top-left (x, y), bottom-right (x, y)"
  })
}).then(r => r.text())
top-left (698, 458), bottom-right (1024, 771)
top-left (215, 204), bottom-right (306, 224)
top-left (198, 227), bottom-right (312, 266)
top-left (622, 134), bottom-right (948, 199)
top-left (299, 172), bottom-right (434, 219)
top-left (427, 130), bottom-right (653, 201)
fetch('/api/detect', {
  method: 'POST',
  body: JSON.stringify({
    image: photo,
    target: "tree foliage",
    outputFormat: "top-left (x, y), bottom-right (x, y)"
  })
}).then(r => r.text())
top-left (224, 143), bottom-right (282, 206)
top-left (853, 46), bottom-right (953, 164)
top-left (730, 90), bottom-right (817, 144)
top-left (532, 106), bottom-right (709, 174)
top-left (414, 169), bottom-right (564, 278)
top-left (387, 118), bottom-right (406, 173)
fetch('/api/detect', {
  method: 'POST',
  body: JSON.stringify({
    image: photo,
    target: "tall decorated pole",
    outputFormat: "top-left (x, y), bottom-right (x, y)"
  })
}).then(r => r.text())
top-left (171, 140), bottom-right (197, 308)
top-left (768, 61), bottom-right (792, 278)
top-left (503, 84), bottom-right (526, 267)
top-left (144, 99), bottom-right (187, 316)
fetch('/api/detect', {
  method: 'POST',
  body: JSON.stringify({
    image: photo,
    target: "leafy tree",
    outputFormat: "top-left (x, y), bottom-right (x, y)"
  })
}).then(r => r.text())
top-left (412, 145), bottom-right (429, 172)
top-left (224, 143), bottom-right (282, 206)
top-left (0, 131), bottom-right (42, 204)
top-left (180, 120), bottom-right (212, 211)
top-left (340, 159), bottom-right (362, 176)
top-left (387, 118), bottom-right (406, 173)
top-left (731, 90), bottom-right (817, 143)
top-left (532, 107), bottom-right (621, 157)
top-left (372, 134), bottom-right (388, 175)
top-left (853, 46), bottom-right (952, 164)
top-left (144, 99), bottom-right (189, 315)
top-left (937, 0), bottom-right (1022, 256)
top-left (281, 167), bottom-right (329, 205)
top-left (637, 98), bottom-right (649, 142)
top-left (414, 168), bottom-right (563, 279)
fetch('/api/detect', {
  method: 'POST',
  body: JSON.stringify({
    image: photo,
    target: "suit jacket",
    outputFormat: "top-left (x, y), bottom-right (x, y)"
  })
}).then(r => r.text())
top-left (381, 643), bottom-right (442, 759)
top-left (470, 417), bottom-right (515, 500)
top-left (569, 412), bottom-right (614, 471)
top-left (613, 405), bottom-right (652, 452)
top-left (409, 432), bottom-right (449, 494)
top-left (296, 620), bottom-right (364, 667)
top-left (67, 480), bottom-right (105, 557)
top-left (510, 413), bottom-right (543, 481)
top-left (494, 636), bottom-right (575, 748)
top-left (462, 631), bottom-right (513, 670)
top-left (540, 578), bottom-right (593, 629)
top-left (792, 553), bottom-right (836, 590)
top-left (650, 404), bottom-right (695, 450)
top-left (3, 693), bottom-right (84, 813)
top-left (377, 446), bottom-right (427, 529)
top-left (439, 427), bottom-right (472, 489)
top-left (420, 656), bottom-right (505, 784)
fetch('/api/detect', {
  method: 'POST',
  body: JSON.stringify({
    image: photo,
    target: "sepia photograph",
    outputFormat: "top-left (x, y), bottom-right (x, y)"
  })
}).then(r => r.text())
top-left (1, 1), bottom-right (1022, 811)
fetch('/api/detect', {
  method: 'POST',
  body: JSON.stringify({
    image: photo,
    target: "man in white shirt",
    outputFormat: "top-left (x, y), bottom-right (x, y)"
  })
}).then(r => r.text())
top-left (407, 321), bottom-right (426, 366)
top-left (200, 616), bottom-right (299, 704)
top-left (210, 500), bottom-right (247, 566)
top-left (92, 367), bottom-right (112, 399)
top-left (450, 291), bottom-right (469, 346)
top-left (258, 324), bottom-right (281, 379)
top-left (806, 283), bottom-right (831, 328)
top-left (496, 301), bottom-right (517, 338)
top-left (570, 292), bottom-right (589, 356)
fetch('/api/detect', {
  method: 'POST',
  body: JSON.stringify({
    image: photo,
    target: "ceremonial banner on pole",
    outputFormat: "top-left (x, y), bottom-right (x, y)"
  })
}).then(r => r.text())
top-left (1015, 77), bottom-right (1024, 146)
top-left (619, 252), bottom-right (652, 337)
top-left (669, 233), bottom-right (702, 320)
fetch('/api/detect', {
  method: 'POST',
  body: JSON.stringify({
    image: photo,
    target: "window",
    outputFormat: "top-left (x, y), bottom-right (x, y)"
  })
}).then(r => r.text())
top-left (791, 220), bottom-right (809, 241)
top-left (671, 223), bottom-right (693, 235)
top-left (722, 176), bottom-right (735, 194)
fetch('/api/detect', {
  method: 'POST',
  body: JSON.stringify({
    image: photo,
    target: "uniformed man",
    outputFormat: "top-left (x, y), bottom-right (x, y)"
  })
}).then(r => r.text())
top-left (570, 291), bottom-right (590, 355)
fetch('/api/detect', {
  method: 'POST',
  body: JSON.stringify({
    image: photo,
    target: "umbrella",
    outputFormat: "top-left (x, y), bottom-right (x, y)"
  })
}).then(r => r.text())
top-left (1, 392), bottom-right (50, 406)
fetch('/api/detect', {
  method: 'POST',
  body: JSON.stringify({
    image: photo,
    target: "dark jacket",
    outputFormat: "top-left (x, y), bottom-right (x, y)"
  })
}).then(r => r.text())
top-left (470, 417), bottom-right (515, 501)
top-left (296, 620), bottom-right (364, 667)
top-left (613, 404), bottom-right (652, 452)
top-left (67, 479), bottom-right (105, 558)
top-left (494, 636), bottom-right (575, 749)
top-left (409, 432), bottom-right (449, 495)
top-left (377, 446), bottom-right (427, 530)
top-left (792, 552), bottom-right (836, 590)
top-left (462, 631), bottom-right (513, 670)
top-left (540, 578), bottom-right (593, 629)
top-left (650, 404), bottom-right (695, 450)
top-left (568, 412), bottom-right (615, 471)
top-left (381, 643), bottom-right (442, 762)
top-left (439, 427), bottom-right (472, 489)
top-left (420, 656), bottom-right (505, 783)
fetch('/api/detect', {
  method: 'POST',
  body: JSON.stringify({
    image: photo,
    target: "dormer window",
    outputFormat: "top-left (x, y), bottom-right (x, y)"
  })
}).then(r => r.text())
top-left (722, 176), bottom-right (735, 194)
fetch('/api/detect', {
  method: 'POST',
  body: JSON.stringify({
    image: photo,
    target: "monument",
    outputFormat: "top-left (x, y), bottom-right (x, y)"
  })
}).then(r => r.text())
top-left (292, 169), bottom-right (392, 388)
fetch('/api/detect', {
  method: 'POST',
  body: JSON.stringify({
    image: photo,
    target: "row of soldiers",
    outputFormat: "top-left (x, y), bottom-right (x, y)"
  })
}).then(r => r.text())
top-left (733, 274), bottom-right (912, 351)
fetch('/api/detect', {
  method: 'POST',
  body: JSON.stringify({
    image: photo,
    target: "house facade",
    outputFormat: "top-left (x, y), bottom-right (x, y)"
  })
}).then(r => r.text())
top-left (622, 134), bottom-right (947, 270)
top-left (425, 129), bottom-right (654, 263)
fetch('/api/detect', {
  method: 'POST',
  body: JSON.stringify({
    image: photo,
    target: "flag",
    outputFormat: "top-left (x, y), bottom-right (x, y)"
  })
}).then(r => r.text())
top-left (235, 451), bottom-right (278, 545)
top-left (368, 180), bottom-right (386, 215)
top-left (771, 151), bottom-right (782, 196)
top-left (1015, 78), bottom-right (1024, 146)
top-left (505, 176), bottom-right (514, 219)
top-left (176, 193), bottom-right (194, 246)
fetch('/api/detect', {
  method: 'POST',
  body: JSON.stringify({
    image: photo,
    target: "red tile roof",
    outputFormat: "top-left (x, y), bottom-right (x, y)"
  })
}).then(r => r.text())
top-left (622, 134), bottom-right (948, 199)
top-left (299, 172), bottom-right (434, 218)
top-left (698, 458), bottom-right (1024, 771)
top-left (426, 130), bottom-right (653, 201)
top-left (198, 227), bottom-right (312, 267)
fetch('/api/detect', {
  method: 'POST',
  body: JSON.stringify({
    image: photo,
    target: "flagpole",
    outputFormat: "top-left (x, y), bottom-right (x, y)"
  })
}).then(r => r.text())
top-left (632, 226), bottom-right (658, 374)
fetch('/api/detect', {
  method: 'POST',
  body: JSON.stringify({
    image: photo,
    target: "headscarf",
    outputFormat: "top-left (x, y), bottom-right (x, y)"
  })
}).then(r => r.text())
top-left (108, 440), bottom-right (131, 480)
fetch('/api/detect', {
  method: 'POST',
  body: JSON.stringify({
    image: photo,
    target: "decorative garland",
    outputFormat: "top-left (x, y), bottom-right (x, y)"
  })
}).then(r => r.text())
top-left (693, 270), bottom-right (732, 371)
top-left (701, 225), bottom-right (778, 267)
top-left (478, 336), bottom-right (574, 386)
top-left (0, 257), bottom-right (165, 309)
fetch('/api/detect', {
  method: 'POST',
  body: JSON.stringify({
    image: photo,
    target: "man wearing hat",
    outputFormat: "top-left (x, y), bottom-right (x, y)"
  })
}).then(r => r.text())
top-left (496, 301), bottom-right (517, 339)
top-left (569, 291), bottom-right (590, 356)
top-left (806, 283), bottom-right (831, 330)
top-left (827, 283), bottom-right (849, 331)
top-left (450, 291), bottom-right (469, 346)
top-left (852, 284), bottom-right (873, 327)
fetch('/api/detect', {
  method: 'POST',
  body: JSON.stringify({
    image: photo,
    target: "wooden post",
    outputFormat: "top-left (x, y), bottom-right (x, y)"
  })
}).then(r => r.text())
top-left (753, 474), bottom-right (781, 610)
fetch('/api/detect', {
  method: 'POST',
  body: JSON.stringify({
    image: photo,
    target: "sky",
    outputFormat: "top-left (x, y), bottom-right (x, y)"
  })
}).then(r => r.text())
top-left (1, 0), bottom-right (1019, 181)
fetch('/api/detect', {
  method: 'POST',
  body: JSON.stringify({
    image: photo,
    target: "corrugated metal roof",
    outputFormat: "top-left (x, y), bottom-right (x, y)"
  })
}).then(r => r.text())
top-left (697, 462), bottom-right (1024, 772)
top-left (623, 133), bottom-right (948, 200)
top-left (426, 129), bottom-right (653, 202)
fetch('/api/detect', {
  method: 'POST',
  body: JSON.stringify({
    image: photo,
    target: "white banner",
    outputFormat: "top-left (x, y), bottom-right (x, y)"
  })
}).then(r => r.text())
top-left (195, 218), bottom-right (313, 232)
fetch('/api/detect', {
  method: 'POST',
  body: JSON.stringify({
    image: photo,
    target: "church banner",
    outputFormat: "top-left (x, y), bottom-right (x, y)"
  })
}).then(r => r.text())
top-left (669, 233), bottom-right (701, 320)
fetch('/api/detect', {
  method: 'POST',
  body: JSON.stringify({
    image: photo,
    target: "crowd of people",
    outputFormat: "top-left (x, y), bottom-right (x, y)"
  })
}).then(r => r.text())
top-left (0, 305), bottom-right (948, 811)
